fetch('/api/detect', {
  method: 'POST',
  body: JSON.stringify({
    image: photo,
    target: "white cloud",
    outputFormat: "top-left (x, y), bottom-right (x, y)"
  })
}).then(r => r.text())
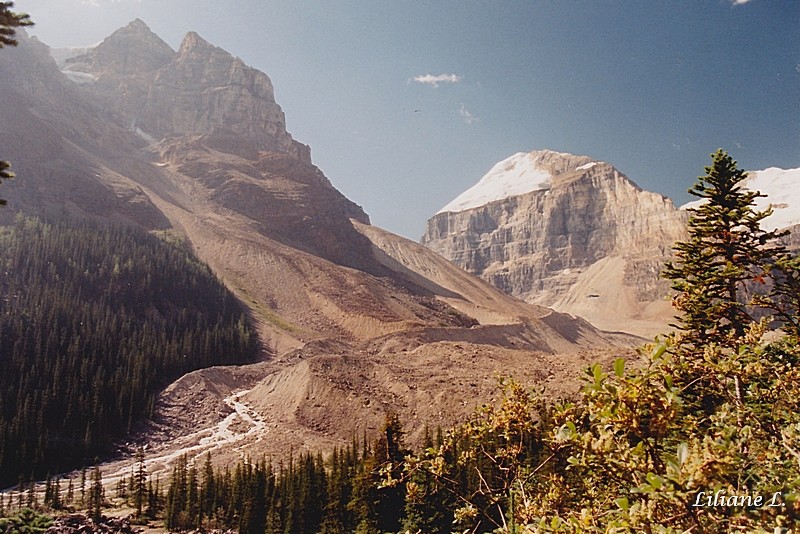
top-left (731, 0), bottom-right (752, 5)
top-left (459, 103), bottom-right (478, 125)
top-left (411, 73), bottom-right (462, 88)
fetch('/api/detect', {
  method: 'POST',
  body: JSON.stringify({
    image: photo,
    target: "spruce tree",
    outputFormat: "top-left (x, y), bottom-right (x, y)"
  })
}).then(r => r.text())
top-left (89, 465), bottom-right (103, 522)
top-left (663, 149), bottom-right (796, 420)
top-left (66, 479), bottom-right (74, 507)
top-left (133, 448), bottom-right (147, 519)
top-left (663, 149), bottom-right (789, 347)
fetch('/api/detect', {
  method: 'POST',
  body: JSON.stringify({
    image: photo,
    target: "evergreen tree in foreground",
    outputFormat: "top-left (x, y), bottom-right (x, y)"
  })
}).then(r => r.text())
top-left (663, 148), bottom-right (791, 348)
top-left (0, 2), bottom-right (33, 205)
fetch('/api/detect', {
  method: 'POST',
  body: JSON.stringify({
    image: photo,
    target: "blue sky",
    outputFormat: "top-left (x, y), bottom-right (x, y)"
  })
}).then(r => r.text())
top-left (19, 0), bottom-right (800, 238)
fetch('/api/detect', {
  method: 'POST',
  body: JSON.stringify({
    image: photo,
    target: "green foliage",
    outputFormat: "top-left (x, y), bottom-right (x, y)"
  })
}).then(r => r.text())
top-left (663, 149), bottom-right (791, 347)
top-left (0, 508), bottom-right (52, 533)
top-left (157, 418), bottom-right (410, 533)
top-left (0, 2), bottom-right (31, 48)
top-left (0, 216), bottom-right (260, 486)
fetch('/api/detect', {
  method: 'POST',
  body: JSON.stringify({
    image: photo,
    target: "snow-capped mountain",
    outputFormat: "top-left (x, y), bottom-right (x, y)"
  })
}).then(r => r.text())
top-left (423, 149), bottom-right (688, 337)
top-left (437, 151), bottom-right (556, 213)
top-left (425, 150), bottom-right (800, 337)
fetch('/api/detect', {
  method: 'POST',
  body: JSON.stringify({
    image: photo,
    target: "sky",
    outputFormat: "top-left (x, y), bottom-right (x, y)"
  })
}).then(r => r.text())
top-left (17, 0), bottom-right (800, 239)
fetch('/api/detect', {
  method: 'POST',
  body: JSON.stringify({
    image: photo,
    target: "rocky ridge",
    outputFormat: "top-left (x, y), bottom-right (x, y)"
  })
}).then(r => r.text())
top-left (64, 20), bottom-right (309, 161)
top-left (423, 149), bottom-right (689, 336)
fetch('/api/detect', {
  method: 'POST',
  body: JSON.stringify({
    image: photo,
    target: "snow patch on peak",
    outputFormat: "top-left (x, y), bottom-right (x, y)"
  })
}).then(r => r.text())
top-left (62, 69), bottom-right (97, 85)
top-left (681, 166), bottom-right (800, 232)
top-left (437, 152), bottom-right (553, 214)
top-left (577, 162), bottom-right (597, 171)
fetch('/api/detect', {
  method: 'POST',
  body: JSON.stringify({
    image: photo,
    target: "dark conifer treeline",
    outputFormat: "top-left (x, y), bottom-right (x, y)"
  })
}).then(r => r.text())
top-left (0, 216), bottom-right (260, 487)
top-left (160, 417), bottom-right (465, 534)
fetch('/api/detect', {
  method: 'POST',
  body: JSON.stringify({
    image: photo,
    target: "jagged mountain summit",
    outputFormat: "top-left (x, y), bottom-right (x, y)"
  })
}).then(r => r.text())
top-left (0, 22), bottom-right (633, 480)
top-left (63, 19), bottom-right (308, 158)
top-left (423, 149), bottom-right (689, 337)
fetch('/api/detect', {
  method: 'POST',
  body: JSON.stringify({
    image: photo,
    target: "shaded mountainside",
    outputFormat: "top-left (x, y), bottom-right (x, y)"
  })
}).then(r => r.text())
top-left (0, 217), bottom-right (259, 487)
top-left (423, 149), bottom-right (688, 336)
top-left (0, 21), bottom-right (635, 485)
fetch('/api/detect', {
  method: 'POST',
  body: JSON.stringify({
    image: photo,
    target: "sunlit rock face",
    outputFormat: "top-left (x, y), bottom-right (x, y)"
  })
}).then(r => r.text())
top-left (423, 149), bottom-right (689, 336)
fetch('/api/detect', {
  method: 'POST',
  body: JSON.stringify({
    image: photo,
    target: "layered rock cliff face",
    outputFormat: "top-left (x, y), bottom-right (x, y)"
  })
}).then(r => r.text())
top-left (423, 150), bottom-right (689, 336)
top-left (64, 20), bottom-right (309, 161)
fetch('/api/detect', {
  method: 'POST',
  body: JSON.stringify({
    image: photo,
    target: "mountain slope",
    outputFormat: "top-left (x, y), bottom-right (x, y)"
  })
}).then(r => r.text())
top-left (0, 23), bottom-right (635, 487)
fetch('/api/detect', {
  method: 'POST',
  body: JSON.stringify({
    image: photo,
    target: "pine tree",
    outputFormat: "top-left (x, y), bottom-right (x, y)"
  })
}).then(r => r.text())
top-left (25, 479), bottom-right (35, 510)
top-left (663, 149), bottom-right (789, 348)
top-left (51, 477), bottom-right (61, 510)
top-left (131, 448), bottom-right (147, 519)
top-left (145, 475), bottom-right (160, 520)
top-left (88, 465), bottom-right (103, 522)
top-left (663, 149), bottom-right (794, 420)
top-left (79, 468), bottom-right (86, 506)
top-left (66, 478), bottom-right (74, 507)
top-left (200, 453), bottom-right (215, 524)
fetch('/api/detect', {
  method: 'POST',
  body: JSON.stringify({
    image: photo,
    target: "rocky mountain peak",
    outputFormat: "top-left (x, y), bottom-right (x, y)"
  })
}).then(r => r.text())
top-left (65, 17), bottom-right (173, 76)
top-left (124, 18), bottom-right (151, 33)
top-left (54, 20), bottom-right (310, 161)
top-left (528, 149), bottom-right (593, 175)
top-left (424, 149), bottom-right (688, 336)
top-left (178, 30), bottom-right (215, 55)
top-left (437, 148), bottom-right (609, 214)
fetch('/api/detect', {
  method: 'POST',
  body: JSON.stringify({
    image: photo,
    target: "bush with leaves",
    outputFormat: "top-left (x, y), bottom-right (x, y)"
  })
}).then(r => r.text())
top-left (0, 508), bottom-right (53, 534)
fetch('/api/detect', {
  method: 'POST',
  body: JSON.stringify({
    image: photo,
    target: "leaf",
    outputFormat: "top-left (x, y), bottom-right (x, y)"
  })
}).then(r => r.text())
top-left (677, 442), bottom-right (689, 465)
top-left (592, 364), bottom-right (604, 386)
top-left (614, 358), bottom-right (625, 377)
top-left (646, 473), bottom-right (663, 490)
top-left (615, 497), bottom-right (630, 510)
top-left (651, 342), bottom-right (667, 360)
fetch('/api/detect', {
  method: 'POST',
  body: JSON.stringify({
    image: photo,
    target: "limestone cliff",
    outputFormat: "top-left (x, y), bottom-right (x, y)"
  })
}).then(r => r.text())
top-left (423, 149), bottom-right (688, 336)
top-left (64, 20), bottom-right (310, 162)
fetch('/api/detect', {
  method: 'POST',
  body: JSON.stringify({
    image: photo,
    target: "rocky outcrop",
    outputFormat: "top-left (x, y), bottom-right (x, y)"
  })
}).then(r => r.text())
top-left (64, 19), bottom-right (310, 162)
top-left (423, 149), bottom-right (688, 336)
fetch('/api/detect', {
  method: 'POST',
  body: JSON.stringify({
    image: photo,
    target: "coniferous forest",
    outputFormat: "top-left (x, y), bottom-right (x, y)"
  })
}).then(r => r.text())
top-left (0, 216), bottom-right (260, 487)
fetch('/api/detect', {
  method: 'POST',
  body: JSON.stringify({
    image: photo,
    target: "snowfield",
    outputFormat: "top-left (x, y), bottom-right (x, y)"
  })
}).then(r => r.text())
top-left (437, 152), bottom-right (555, 214)
top-left (681, 167), bottom-right (800, 232)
